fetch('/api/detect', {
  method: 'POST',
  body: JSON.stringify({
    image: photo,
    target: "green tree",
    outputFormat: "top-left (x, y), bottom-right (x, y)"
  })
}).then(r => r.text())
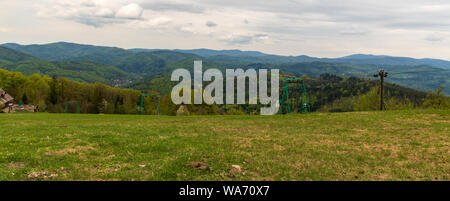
top-left (423, 86), bottom-right (450, 109)
top-left (22, 93), bottom-right (28, 104)
top-left (50, 75), bottom-right (58, 104)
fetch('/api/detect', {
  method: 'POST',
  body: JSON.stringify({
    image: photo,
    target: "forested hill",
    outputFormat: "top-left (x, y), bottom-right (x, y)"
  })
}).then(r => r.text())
top-left (1, 68), bottom-right (440, 115)
top-left (4, 42), bottom-right (450, 70)
top-left (1, 42), bottom-right (449, 95)
top-left (2, 42), bottom-right (131, 61)
top-left (0, 46), bottom-right (34, 65)
top-left (0, 46), bottom-right (130, 85)
top-left (124, 70), bottom-right (430, 112)
top-left (276, 62), bottom-right (450, 94)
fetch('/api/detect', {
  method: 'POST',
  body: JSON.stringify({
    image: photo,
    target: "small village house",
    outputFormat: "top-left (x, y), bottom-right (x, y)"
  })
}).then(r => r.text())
top-left (0, 88), bottom-right (14, 112)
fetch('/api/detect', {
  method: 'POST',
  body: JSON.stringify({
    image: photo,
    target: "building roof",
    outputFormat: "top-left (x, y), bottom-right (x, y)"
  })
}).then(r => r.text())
top-left (0, 88), bottom-right (14, 104)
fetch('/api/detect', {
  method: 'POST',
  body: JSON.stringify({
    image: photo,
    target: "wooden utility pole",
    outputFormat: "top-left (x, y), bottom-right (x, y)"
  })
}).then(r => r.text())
top-left (373, 70), bottom-right (388, 111)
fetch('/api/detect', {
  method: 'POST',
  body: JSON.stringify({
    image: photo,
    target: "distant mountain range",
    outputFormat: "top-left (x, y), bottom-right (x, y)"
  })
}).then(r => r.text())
top-left (3, 42), bottom-right (450, 70)
top-left (129, 48), bottom-right (269, 57)
top-left (0, 42), bottom-right (449, 94)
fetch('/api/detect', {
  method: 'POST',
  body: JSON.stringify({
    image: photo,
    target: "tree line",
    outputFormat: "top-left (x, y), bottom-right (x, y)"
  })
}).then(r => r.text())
top-left (1, 69), bottom-right (448, 115)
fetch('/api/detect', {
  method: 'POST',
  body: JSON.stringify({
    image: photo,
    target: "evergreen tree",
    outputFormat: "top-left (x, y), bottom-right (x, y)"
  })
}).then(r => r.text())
top-left (50, 75), bottom-right (58, 104)
top-left (22, 93), bottom-right (28, 104)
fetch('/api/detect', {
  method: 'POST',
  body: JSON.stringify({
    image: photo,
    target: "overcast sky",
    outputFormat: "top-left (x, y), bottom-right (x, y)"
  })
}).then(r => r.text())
top-left (1, 0), bottom-right (449, 59)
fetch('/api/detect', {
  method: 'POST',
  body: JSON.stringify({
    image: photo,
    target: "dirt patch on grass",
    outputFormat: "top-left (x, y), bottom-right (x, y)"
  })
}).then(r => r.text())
top-left (28, 171), bottom-right (58, 180)
top-left (46, 145), bottom-right (94, 156)
top-left (185, 162), bottom-right (208, 170)
top-left (8, 162), bottom-right (25, 169)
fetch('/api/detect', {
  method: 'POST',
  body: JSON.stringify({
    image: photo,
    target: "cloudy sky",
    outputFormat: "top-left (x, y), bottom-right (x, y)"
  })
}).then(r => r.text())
top-left (1, 0), bottom-right (450, 59)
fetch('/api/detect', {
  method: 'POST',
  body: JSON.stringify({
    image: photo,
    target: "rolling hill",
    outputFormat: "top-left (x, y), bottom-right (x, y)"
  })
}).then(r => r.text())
top-left (335, 54), bottom-right (450, 70)
top-left (1, 42), bottom-right (132, 61)
top-left (130, 48), bottom-right (269, 57)
top-left (3, 42), bottom-right (450, 70)
top-left (0, 46), bottom-right (35, 65)
top-left (0, 46), bottom-right (130, 85)
top-left (276, 62), bottom-right (450, 95)
top-left (1, 42), bottom-right (449, 94)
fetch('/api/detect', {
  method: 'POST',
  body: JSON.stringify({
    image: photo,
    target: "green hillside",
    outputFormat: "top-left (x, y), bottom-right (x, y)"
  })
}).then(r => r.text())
top-left (277, 62), bottom-right (450, 94)
top-left (2, 42), bottom-right (131, 61)
top-left (1, 59), bottom-right (130, 85)
top-left (0, 46), bottom-right (130, 85)
top-left (114, 51), bottom-right (201, 74)
top-left (0, 46), bottom-right (35, 65)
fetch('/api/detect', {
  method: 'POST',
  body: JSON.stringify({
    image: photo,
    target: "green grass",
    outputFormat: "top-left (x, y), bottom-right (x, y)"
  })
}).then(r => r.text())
top-left (0, 110), bottom-right (448, 181)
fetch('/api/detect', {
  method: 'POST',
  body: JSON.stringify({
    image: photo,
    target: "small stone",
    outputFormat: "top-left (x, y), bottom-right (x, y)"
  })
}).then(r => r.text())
top-left (139, 164), bottom-right (146, 168)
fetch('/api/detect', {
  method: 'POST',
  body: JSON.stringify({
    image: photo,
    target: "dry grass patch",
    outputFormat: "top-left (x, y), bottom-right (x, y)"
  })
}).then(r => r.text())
top-left (46, 145), bottom-right (95, 156)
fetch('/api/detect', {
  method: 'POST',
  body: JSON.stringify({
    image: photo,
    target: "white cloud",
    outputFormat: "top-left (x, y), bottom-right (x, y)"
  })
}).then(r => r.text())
top-left (129, 17), bottom-right (172, 29)
top-left (95, 7), bottom-right (114, 18)
top-left (220, 34), bottom-right (270, 45)
top-left (1, 0), bottom-right (449, 59)
top-left (34, 0), bottom-right (144, 27)
top-left (115, 3), bottom-right (143, 19)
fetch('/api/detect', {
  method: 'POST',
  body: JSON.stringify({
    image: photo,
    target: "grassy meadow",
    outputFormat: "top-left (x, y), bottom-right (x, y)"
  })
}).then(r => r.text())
top-left (0, 110), bottom-right (448, 181)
